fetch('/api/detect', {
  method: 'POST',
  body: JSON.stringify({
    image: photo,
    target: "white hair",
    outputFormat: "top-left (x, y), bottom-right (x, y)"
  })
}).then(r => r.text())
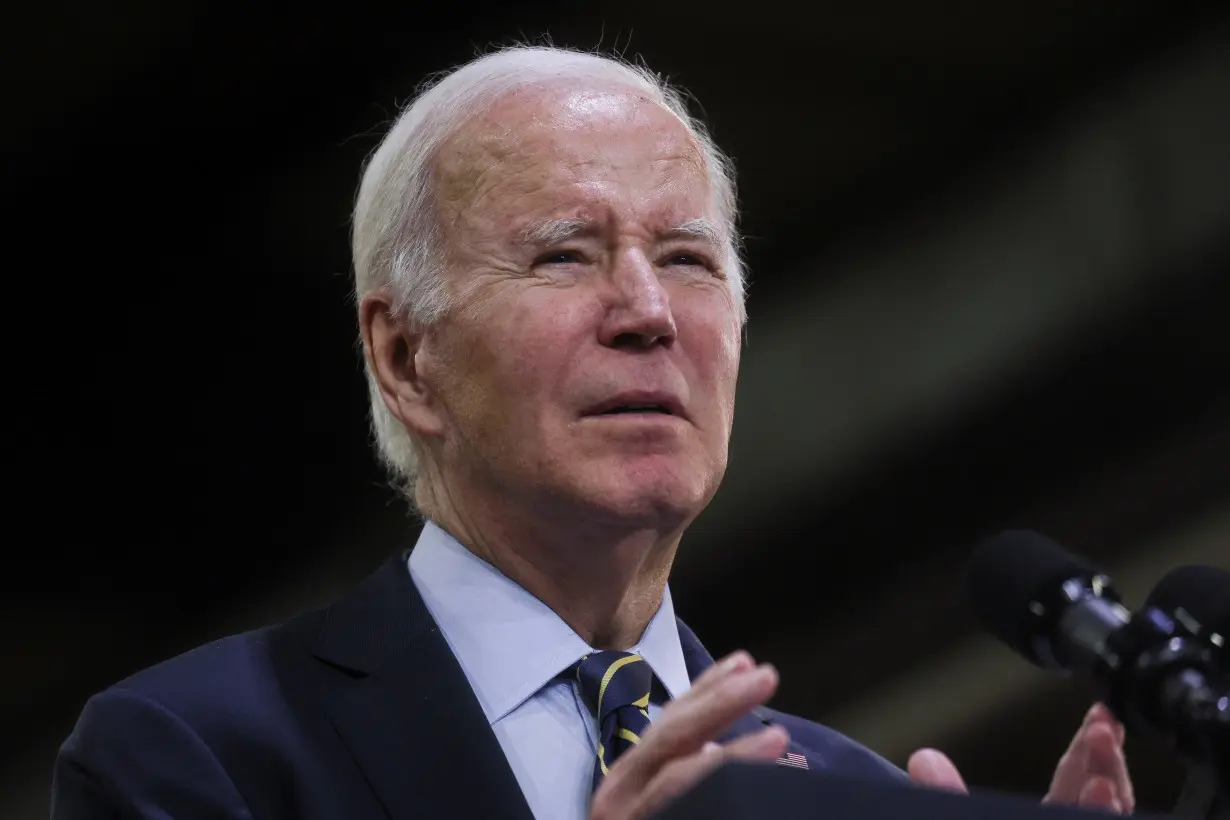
top-left (351, 45), bottom-right (746, 493)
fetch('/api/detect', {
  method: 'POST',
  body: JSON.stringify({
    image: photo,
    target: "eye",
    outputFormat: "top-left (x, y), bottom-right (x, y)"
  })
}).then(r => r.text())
top-left (662, 252), bottom-right (710, 268)
top-left (534, 250), bottom-right (586, 266)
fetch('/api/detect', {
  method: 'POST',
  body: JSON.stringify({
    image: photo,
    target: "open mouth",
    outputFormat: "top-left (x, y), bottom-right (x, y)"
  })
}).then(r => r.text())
top-left (583, 395), bottom-right (684, 419)
top-left (596, 403), bottom-right (674, 416)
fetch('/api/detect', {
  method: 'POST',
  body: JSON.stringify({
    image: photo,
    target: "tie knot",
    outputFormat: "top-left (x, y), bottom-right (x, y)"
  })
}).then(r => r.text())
top-left (572, 651), bottom-right (653, 722)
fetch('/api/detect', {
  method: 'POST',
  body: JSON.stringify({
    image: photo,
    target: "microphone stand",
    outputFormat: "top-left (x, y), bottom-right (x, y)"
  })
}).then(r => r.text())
top-left (1104, 609), bottom-right (1230, 820)
top-left (1173, 764), bottom-right (1230, 820)
top-left (1169, 663), bottom-right (1230, 820)
top-left (1169, 682), bottom-right (1229, 820)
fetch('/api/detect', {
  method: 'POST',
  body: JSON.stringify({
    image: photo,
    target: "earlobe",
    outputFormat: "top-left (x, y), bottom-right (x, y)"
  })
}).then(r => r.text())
top-left (359, 291), bottom-right (445, 438)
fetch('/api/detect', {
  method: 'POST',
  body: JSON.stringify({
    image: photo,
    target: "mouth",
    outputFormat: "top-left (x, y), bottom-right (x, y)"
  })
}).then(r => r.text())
top-left (582, 393), bottom-right (686, 421)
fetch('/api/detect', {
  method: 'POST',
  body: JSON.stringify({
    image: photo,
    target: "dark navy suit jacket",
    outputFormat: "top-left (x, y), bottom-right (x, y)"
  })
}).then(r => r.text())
top-left (53, 550), bottom-right (906, 819)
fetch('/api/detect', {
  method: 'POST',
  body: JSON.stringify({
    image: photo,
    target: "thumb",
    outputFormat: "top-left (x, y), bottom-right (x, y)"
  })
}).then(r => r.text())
top-left (908, 748), bottom-right (969, 794)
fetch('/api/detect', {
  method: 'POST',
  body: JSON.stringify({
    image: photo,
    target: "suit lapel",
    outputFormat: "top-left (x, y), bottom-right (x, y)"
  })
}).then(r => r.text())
top-left (314, 551), bottom-right (535, 820)
top-left (675, 617), bottom-right (826, 771)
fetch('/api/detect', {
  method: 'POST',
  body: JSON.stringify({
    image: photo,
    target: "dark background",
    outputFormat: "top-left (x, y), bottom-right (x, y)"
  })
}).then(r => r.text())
top-left (5, 1), bottom-right (1230, 816)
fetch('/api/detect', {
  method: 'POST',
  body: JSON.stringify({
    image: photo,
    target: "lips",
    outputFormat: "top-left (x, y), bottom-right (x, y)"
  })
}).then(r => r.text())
top-left (582, 391), bottom-right (686, 420)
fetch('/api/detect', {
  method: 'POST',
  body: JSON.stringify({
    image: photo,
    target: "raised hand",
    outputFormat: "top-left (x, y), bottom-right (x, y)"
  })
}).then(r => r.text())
top-left (908, 703), bottom-right (1134, 814)
top-left (589, 651), bottom-right (789, 820)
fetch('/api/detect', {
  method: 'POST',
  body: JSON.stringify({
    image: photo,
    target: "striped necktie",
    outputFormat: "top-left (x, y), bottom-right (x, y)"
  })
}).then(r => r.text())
top-left (572, 651), bottom-right (654, 791)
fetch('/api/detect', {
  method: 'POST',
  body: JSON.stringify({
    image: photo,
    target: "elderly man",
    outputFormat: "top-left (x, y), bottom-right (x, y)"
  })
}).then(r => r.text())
top-left (52, 46), bottom-right (1135, 820)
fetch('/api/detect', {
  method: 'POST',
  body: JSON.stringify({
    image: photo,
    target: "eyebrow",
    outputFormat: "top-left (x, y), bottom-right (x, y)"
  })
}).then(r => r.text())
top-left (521, 218), bottom-right (597, 247)
top-left (662, 218), bottom-right (723, 247)
top-left (520, 217), bottom-right (724, 247)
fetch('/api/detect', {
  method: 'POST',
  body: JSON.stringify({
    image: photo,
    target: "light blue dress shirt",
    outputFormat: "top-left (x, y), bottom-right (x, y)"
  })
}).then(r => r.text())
top-left (408, 521), bottom-right (693, 820)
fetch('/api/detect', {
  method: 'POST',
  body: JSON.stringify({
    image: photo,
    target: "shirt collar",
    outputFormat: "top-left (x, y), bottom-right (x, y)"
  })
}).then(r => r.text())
top-left (408, 520), bottom-right (691, 724)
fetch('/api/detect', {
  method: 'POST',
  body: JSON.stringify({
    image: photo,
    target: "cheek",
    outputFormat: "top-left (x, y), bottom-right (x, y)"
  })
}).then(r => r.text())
top-left (707, 339), bottom-right (741, 425)
top-left (463, 297), bottom-right (590, 412)
top-left (677, 304), bottom-right (741, 394)
top-left (722, 332), bottom-right (742, 397)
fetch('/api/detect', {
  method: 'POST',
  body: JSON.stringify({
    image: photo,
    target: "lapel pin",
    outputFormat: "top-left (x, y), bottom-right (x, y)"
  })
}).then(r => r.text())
top-left (777, 751), bottom-right (809, 770)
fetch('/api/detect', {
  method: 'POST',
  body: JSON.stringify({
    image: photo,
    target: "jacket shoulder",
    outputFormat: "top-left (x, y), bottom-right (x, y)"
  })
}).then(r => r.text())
top-left (102, 610), bottom-right (327, 738)
top-left (762, 707), bottom-right (908, 784)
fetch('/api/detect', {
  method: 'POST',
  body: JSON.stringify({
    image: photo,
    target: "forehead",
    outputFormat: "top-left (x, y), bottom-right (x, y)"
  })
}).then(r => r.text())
top-left (435, 83), bottom-right (715, 233)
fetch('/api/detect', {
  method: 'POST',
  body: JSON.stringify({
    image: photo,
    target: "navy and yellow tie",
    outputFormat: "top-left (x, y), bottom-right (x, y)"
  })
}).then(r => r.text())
top-left (573, 651), bottom-right (654, 791)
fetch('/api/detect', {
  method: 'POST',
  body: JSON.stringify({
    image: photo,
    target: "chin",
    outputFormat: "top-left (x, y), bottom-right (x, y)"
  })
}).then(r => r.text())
top-left (572, 456), bottom-right (718, 528)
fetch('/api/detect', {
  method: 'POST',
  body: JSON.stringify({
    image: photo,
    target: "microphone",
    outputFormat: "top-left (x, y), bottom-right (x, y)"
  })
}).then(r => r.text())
top-left (966, 530), bottom-right (1230, 783)
top-left (1146, 565), bottom-right (1230, 663)
top-left (1146, 566), bottom-right (1230, 820)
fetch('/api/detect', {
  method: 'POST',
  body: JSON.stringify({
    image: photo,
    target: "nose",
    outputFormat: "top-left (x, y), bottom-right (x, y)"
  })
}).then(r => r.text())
top-left (598, 250), bottom-right (677, 350)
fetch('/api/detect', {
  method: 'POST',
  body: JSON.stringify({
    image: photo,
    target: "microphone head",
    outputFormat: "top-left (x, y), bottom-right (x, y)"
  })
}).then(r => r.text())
top-left (1145, 564), bottom-right (1230, 638)
top-left (966, 530), bottom-right (1104, 667)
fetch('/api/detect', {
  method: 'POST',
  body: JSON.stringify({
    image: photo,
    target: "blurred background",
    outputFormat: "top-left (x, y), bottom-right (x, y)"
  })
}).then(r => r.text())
top-left (4, 0), bottom-right (1230, 816)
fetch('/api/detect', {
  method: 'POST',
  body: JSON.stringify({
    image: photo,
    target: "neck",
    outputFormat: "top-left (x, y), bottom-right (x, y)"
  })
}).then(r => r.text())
top-left (421, 477), bottom-right (683, 650)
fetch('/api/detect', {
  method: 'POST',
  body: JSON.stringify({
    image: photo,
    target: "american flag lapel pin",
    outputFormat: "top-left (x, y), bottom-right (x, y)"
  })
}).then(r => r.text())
top-left (776, 751), bottom-right (809, 770)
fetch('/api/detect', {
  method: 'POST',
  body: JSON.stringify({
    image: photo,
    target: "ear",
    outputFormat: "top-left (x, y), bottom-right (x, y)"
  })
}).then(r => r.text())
top-left (359, 289), bottom-right (446, 439)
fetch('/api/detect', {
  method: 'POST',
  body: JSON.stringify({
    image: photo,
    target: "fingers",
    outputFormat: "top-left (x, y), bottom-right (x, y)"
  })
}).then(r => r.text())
top-left (1046, 704), bottom-right (1104, 803)
top-left (1083, 720), bottom-right (1134, 813)
top-left (671, 651), bottom-right (754, 702)
top-left (591, 652), bottom-right (782, 820)
top-left (1045, 704), bottom-right (1133, 814)
top-left (721, 727), bottom-right (789, 759)
top-left (623, 659), bottom-right (779, 774)
top-left (1079, 777), bottom-right (1124, 814)
top-left (907, 748), bottom-right (969, 794)
top-left (1094, 704), bottom-right (1127, 747)
top-left (625, 726), bottom-right (789, 820)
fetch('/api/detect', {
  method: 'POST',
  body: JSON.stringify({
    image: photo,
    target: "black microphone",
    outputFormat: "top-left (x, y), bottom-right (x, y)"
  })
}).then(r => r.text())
top-left (1146, 565), bottom-right (1230, 664)
top-left (1146, 566), bottom-right (1230, 820)
top-left (966, 530), bottom-right (1230, 783)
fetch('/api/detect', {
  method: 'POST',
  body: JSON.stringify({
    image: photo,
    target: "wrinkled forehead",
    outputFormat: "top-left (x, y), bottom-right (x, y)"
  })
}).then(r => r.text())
top-left (433, 83), bottom-right (715, 226)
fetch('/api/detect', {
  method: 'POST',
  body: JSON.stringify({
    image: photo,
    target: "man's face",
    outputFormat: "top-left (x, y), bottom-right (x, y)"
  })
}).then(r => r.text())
top-left (416, 84), bottom-right (742, 527)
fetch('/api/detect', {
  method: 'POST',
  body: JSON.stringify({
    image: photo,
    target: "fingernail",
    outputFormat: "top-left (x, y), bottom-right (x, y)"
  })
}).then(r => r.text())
top-left (721, 651), bottom-right (750, 672)
top-left (755, 663), bottom-right (779, 685)
top-left (753, 725), bottom-right (788, 751)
